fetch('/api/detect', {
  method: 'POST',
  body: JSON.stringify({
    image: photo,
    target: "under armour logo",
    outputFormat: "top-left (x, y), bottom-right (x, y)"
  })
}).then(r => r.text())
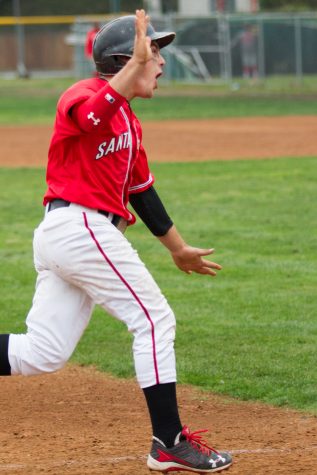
top-left (210, 455), bottom-right (227, 468)
top-left (87, 112), bottom-right (100, 126)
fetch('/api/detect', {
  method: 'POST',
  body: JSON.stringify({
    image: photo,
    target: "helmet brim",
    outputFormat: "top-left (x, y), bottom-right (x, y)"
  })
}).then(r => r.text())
top-left (150, 31), bottom-right (176, 49)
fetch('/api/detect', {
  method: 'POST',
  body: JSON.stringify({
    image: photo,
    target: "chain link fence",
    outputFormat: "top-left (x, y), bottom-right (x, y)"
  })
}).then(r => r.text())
top-left (1, 12), bottom-right (317, 82)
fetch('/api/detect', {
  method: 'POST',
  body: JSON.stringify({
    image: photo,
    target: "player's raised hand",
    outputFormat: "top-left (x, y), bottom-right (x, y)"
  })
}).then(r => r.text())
top-left (109, 9), bottom-right (164, 99)
top-left (133, 9), bottom-right (152, 65)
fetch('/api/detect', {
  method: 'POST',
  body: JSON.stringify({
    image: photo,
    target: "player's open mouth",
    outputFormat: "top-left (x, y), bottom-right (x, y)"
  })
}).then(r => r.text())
top-left (156, 72), bottom-right (162, 79)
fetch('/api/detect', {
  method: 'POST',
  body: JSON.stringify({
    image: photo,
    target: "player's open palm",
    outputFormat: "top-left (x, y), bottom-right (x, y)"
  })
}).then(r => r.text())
top-left (133, 9), bottom-right (152, 65)
top-left (171, 246), bottom-right (222, 277)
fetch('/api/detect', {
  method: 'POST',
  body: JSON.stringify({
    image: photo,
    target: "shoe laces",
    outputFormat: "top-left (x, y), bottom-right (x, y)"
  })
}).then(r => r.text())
top-left (181, 425), bottom-right (220, 456)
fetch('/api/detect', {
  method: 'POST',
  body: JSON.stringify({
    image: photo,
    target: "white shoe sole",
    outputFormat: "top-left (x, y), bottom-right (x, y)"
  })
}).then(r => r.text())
top-left (147, 454), bottom-right (233, 473)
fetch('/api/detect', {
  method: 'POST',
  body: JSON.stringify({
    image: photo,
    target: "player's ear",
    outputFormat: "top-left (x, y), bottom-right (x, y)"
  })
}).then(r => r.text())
top-left (113, 56), bottom-right (130, 69)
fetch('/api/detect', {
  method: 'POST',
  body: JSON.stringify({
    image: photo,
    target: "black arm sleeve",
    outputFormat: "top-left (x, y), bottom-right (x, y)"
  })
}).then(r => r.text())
top-left (129, 186), bottom-right (173, 236)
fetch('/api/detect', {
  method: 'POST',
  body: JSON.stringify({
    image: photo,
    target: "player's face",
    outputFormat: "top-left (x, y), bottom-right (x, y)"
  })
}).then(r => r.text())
top-left (141, 42), bottom-right (165, 98)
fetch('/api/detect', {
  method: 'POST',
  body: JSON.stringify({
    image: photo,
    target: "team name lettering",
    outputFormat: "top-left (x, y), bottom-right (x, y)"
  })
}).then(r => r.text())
top-left (95, 132), bottom-right (131, 160)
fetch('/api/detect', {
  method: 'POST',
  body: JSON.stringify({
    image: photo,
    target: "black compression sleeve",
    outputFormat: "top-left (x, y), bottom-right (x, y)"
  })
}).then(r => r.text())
top-left (129, 186), bottom-right (173, 236)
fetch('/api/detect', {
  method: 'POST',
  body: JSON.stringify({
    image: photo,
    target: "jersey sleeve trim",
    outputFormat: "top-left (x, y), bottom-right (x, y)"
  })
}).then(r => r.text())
top-left (128, 173), bottom-right (155, 194)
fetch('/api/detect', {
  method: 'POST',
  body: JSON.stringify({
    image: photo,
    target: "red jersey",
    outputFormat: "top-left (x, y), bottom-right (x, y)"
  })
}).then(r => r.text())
top-left (44, 78), bottom-right (154, 224)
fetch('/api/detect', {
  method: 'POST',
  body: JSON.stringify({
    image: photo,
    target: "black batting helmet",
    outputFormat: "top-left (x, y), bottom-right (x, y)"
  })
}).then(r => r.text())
top-left (93, 15), bottom-right (175, 75)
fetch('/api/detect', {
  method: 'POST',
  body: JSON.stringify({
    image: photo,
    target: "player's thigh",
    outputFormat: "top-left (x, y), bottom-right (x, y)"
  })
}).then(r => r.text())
top-left (35, 210), bottom-right (173, 334)
top-left (78, 219), bottom-right (174, 333)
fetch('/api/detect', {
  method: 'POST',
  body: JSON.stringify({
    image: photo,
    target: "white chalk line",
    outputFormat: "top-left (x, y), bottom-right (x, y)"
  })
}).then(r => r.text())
top-left (0, 446), bottom-right (317, 471)
top-left (231, 446), bottom-right (317, 454)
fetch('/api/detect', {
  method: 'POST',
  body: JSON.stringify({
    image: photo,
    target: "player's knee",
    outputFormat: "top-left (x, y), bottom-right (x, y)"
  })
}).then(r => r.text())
top-left (133, 306), bottom-right (176, 350)
top-left (157, 306), bottom-right (176, 339)
top-left (30, 352), bottom-right (68, 374)
top-left (20, 337), bottom-right (71, 375)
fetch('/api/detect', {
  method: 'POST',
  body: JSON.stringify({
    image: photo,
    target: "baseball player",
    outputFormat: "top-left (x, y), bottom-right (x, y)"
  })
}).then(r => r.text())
top-left (231, 24), bottom-right (258, 80)
top-left (0, 10), bottom-right (232, 474)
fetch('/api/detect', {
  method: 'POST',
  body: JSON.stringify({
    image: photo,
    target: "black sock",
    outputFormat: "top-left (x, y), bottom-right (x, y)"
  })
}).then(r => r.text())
top-left (0, 334), bottom-right (11, 376)
top-left (143, 382), bottom-right (182, 448)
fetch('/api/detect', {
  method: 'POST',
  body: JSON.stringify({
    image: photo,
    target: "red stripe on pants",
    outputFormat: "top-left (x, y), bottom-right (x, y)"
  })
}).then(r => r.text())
top-left (83, 212), bottom-right (160, 385)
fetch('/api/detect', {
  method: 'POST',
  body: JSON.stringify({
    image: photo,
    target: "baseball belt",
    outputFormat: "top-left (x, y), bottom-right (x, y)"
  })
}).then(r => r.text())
top-left (47, 199), bottom-right (128, 233)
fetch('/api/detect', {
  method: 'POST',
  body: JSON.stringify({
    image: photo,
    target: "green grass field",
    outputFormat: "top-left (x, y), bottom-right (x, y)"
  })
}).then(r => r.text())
top-left (1, 76), bottom-right (317, 124)
top-left (0, 79), bottom-right (316, 413)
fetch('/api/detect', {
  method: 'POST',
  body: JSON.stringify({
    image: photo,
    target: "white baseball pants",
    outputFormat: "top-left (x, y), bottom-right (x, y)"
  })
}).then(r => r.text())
top-left (8, 204), bottom-right (177, 388)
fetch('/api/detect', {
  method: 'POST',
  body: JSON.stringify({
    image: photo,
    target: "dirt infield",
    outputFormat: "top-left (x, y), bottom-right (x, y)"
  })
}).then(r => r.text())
top-left (1, 116), bottom-right (317, 474)
top-left (0, 367), bottom-right (316, 475)
top-left (0, 115), bottom-right (317, 166)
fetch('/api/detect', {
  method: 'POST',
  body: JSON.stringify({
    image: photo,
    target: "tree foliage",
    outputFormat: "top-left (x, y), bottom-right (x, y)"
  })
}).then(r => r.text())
top-left (1, 0), bottom-right (317, 15)
top-left (260, 0), bottom-right (317, 11)
top-left (0, 0), bottom-right (143, 16)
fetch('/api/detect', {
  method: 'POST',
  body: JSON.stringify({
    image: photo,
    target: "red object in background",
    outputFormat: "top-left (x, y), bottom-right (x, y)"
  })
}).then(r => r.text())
top-left (217, 0), bottom-right (259, 13)
top-left (216, 0), bottom-right (225, 12)
top-left (85, 24), bottom-right (100, 59)
top-left (251, 0), bottom-right (259, 12)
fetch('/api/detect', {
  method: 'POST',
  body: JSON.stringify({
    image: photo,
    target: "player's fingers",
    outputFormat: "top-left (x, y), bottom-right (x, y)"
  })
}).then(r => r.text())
top-left (135, 10), bottom-right (145, 37)
top-left (197, 248), bottom-right (215, 257)
top-left (134, 10), bottom-right (151, 63)
top-left (196, 267), bottom-right (217, 277)
top-left (135, 9), bottom-right (149, 36)
top-left (182, 266), bottom-right (214, 276)
top-left (136, 9), bottom-right (146, 18)
top-left (201, 259), bottom-right (222, 270)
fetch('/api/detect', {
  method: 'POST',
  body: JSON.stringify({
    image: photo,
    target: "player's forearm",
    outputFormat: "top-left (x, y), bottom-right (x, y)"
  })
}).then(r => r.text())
top-left (157, 225), bottom-right (187, 254)
top-left (108, 57), bottom-right (148, 101)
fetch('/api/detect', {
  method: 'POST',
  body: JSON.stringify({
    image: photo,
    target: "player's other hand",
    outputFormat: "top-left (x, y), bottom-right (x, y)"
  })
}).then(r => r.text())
top-left (171, 246), bottom-right (222, 277)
